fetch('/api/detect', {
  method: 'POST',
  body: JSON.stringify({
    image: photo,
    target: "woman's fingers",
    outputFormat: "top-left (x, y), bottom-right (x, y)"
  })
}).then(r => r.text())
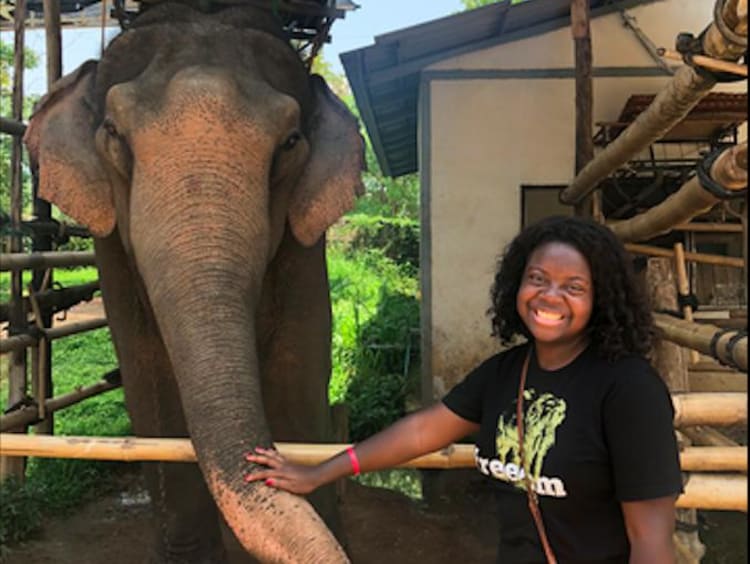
top-left (245, 447), bottom-right (286, 468)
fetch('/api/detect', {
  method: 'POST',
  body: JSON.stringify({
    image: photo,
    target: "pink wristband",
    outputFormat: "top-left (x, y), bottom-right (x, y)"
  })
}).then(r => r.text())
top-left (346, 446), bottom-right (361, 476)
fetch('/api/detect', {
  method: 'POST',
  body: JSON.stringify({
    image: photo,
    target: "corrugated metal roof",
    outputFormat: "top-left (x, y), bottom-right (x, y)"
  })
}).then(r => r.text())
top-left (341, 0), bottom-right (655, 177)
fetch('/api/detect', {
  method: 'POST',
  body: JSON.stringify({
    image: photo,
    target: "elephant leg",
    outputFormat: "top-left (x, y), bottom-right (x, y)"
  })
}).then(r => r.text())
top-left (94, 236), bottom-right (228, 564)
top-left (258, 231), bottom-right (343, 540)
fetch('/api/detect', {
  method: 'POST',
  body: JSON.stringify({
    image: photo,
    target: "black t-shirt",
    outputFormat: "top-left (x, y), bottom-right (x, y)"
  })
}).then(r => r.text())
top-left (442, 343), bottom-right (683, 564)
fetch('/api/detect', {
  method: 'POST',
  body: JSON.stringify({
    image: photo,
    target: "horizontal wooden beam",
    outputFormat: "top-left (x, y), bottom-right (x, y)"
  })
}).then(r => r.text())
top-left (0, 374), bottom-right (120, 432)
top-left (0, 434), bottom-right (744, 472)
top-left (0, 434), bottom-right (744, 509)
top-left (625, 243), bottom-right (744, 268)
top-left (0, 251), bottom-right (96, 271)
top-left (0, 318), bottom-right (108, 354)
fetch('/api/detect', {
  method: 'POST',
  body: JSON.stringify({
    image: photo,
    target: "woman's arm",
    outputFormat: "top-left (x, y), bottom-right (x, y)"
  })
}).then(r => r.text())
top-left (244, 402), bottom-right (480, 494)
top-left (621, 496), bottom-right (677, 564)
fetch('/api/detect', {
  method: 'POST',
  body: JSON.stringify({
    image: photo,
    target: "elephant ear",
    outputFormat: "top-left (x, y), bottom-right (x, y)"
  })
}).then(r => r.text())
top-left (288, 74), bottom-right (365, 247)
top-left (24, 60), bottom-right (116, 237)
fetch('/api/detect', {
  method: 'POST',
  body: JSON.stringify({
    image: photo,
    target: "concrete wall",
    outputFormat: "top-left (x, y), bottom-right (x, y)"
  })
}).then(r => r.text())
top-left (421, 0), bottom-right (747, 399)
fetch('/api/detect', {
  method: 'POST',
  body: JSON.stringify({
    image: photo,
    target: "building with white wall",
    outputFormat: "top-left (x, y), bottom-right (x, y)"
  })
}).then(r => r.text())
top-left (342, 0), bottom-right (747, 401)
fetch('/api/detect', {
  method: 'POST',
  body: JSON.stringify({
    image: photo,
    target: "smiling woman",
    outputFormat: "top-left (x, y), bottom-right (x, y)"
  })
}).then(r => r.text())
top-left (245, 215), bottom-right (683, 563)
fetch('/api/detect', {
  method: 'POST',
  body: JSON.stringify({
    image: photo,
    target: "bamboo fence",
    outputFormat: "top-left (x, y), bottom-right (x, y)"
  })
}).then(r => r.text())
top-left (0, 435), bottom-right (745, 511)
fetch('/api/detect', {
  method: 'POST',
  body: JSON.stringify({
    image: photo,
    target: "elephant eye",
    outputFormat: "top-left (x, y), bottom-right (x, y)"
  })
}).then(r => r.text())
top-left (102, 117), bottom-right (120, 137)
top-left (281, 131), bottom-right (301, 151)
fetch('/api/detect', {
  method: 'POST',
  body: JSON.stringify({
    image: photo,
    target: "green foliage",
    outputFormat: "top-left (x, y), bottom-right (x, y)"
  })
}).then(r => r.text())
top-left (336, 214), bottom-right (419, 270)
top-left (0, 477), bottom-right (43, 550)
top-left (2, 38), bottom-right (41, 237)
top-left (355, 469), bottom-right (423, 500)
top-left (327, 217), bottom-right (421, 443)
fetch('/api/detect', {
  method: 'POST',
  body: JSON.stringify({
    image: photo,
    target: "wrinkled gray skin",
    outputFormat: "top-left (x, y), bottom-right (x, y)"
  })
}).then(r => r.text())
top-left (24, 3), bottom-right (364, 563)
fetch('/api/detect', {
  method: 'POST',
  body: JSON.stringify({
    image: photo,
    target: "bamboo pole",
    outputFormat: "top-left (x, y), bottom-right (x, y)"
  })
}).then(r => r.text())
top-left (674, 243), bottom-right (701, 365)
top-left (0, 318), bottom-right (108, 354)
top-left (0, 435), bottom-right (744, 510)
top-left (1, 376), bottom-right (121, 432)
top-left (2, 0), bottom-right (28, 484)
top-left (609, 143), bottom-right (747, 243)
top-left (0, 251), bottom-right (97, 271)
top-left (559, 1), bottom-right (748, 205)
top-left (0, 435), bottom-right (745, 473)
top-left (625, 243), bottom-right (744, 268)
top-left (676, 473), bottom-right (747, 511)
top-left (671, 222), bottom-right (743, 233)
top-left (0, 116), bottom-right (26, 136)
top-left (658, 48), bottom-right (748, 77)
top-left (653, 313), bottom-right (747, 372)
top-left (672, 393), bottom-right (747, 427)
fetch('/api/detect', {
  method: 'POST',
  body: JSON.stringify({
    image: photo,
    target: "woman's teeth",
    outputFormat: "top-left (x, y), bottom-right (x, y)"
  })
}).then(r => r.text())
top-left (535, 309), bottom-right (563, 321)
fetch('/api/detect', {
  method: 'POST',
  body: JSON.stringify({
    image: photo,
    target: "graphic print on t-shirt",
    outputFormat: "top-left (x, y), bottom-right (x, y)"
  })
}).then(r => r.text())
top-left (475, 388), bottom-right (568, 498)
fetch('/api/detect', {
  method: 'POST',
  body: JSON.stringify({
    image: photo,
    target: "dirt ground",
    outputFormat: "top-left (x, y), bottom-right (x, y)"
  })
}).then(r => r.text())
top-left (2, 468), bottom-right (747, 564)
top-left (2, 469), bottom-right (499, 564)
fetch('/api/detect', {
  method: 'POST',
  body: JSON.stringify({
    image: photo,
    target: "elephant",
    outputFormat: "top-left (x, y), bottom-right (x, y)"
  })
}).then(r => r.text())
top-left (24, 3), bottom-right (364, 562)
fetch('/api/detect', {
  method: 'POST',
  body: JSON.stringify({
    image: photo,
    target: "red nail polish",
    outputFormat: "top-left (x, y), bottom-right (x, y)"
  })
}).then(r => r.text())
top-left (265, 478), bottom-right (274, 486)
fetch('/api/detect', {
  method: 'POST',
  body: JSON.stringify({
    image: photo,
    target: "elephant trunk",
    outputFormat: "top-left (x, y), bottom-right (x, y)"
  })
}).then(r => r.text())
top-left (128, 165), bottom-right (347, 562)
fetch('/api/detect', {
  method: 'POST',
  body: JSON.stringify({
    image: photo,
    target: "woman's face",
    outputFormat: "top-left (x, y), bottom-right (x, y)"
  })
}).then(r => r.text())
top-left (516, 241), bottom-right (593, 350)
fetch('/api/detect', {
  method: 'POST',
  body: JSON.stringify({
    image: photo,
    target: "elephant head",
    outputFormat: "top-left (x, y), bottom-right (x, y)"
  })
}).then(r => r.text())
top-left (25, 3), bottom-right (363, 562)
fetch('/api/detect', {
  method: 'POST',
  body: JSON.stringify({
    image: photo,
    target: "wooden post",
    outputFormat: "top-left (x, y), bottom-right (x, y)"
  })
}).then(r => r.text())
top-left (673, 243), bottom-right (701, 365)
top-left (30, 0), bottom-right (63, 437)
top-left (570, 0), bottom-right (597, 219)
top-left (2, 0), bottom-right (28, 483)
top-left (645, 258), bottom-right (705, 563)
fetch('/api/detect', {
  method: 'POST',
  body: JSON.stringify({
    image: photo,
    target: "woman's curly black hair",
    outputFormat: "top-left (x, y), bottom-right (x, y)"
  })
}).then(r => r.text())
top-left (488, 215), bottom-right (653, 361)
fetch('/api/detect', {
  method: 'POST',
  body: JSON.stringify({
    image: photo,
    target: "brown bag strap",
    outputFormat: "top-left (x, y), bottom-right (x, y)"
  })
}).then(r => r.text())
top-left (516, 350), bottom-right (558, 564)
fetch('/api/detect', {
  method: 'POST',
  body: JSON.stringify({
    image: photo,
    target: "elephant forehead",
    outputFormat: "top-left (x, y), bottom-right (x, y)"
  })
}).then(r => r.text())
top-left (102, 22), bottom-right (309, 106)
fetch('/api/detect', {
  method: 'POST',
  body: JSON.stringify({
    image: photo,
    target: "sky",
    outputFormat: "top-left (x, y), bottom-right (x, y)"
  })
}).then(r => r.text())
top-left (4, 0), bottom-right (464, 96)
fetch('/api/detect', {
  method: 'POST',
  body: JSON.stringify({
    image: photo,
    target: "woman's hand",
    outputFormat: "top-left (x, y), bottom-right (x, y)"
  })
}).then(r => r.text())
top-left (244, 447), bottom-right (324, 495)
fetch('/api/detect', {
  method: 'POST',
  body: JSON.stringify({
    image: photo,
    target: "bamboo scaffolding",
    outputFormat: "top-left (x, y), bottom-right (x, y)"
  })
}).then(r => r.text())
top-left (0, 318), bottom-right (108, 354)
top-left (625, 243), bottom-right (744, 268)
top-left (0, 251), bottom-right (97, 271)
top-left (0, 435), bottom-right (745, 473)
top-left (653, 313), bottom-right (747, 372)
top-left (609, 143), bottom-right (747, 243)
top-left (559, 0), bottom-right (748, 205)
top-left (1, 376), bottom-right (121, 432)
